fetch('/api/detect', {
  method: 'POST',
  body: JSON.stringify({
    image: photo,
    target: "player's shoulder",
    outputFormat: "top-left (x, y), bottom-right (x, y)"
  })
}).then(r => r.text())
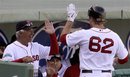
top-left (75, 29), bottom-right (89, 33)
top-left (70, 29), bottom-right (90, 37)
top-left (31, 42), bottom-right (38, 44)
top-left (71, 22), bottom-right (91, 34)
top-left (30, 42), bottom-right (47, 48)
top-left (4, 41), bottom-right (17, 51)
top-left (30, 42), bottom-right (42, 46)
top-left (5, 41), bottom-right (16, 48)
top-left (108, 28), bottom-right (120, 37)
top-left (80, 29), bottom-right (91, 34)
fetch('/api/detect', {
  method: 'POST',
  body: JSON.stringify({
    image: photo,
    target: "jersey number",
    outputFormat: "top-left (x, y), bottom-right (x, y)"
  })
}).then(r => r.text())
top-left (89, 36), bottom-right (114, 54)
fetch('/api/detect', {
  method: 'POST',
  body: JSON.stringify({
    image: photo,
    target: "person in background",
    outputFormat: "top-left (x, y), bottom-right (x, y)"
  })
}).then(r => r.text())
top-left (2, 20), bottom-right (59, 77)
top-left (41, 54), bottom-right (67, 77)
top-left (60, 4), bottom-right (128, 77)
top-left (0, 42), bottom-right (7, 59)
top-left (0, 29), bottom-right (8, 59)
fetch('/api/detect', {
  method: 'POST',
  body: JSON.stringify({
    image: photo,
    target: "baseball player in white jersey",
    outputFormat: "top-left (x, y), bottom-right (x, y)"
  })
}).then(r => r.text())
top-left (59, 4), bottom-right (129, 77)
top-left (2, 20), bottom-right (59, 77)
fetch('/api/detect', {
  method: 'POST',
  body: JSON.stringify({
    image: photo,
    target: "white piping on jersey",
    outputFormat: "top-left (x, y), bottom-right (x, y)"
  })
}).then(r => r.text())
top-left (13, 42), bottom-right (33, 58)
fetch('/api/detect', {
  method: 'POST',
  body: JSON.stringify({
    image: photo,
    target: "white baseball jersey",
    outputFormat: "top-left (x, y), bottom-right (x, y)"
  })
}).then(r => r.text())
top-left (66, 27), bottom-right (128, 71)
top-left (2, 41), bottom-right (50, 77)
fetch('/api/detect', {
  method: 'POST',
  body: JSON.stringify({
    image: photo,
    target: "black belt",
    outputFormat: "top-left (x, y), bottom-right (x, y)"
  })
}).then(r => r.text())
top-left (82, 70), bottom-right (111, 73)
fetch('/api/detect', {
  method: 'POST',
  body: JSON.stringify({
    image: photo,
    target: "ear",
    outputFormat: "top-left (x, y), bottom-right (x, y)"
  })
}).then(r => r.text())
top-left (20, 30), bottom-right (24, 32)
top-left (19, 30), bottom-right (25, 34)
top-left (16, 30), bottom-right (24, 38)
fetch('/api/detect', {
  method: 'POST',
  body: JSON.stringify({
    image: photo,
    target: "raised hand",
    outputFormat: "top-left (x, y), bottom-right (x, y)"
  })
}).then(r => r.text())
top-left (44, 19), bottom-right (55, 34)
top-left (67, 3), bottom-right (77, 22)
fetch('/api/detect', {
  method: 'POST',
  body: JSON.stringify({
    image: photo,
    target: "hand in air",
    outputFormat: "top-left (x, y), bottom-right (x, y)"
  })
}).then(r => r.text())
top-left (67, 3), bottom-right (77, 22)
top-left (44, 19), bottom-right (55, 34)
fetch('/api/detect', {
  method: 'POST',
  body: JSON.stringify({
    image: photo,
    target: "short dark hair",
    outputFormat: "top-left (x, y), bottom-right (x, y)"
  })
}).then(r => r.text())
top-left (47, 54), bottom-right (61, 61)
top-left (88, 6), bottom-right (106, 22)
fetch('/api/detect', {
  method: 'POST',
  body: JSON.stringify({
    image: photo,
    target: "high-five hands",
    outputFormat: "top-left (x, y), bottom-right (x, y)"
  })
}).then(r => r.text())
top-left (67, 3), bottom-right (77, 22)
top-left (44, 19), bottom-right (55, 34)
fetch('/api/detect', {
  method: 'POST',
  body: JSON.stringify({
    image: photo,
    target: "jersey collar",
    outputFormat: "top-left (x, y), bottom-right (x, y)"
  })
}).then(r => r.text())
top-left (91, 27), bottom-right (111, 33)
top-left (13, 41), bottom-right (32, 49)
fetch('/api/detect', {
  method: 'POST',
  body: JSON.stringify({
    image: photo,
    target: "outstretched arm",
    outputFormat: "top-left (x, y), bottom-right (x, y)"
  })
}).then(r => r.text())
top-left (60, 21), bottom-right (73, 44)
top-left (44, 20), bottom-right (59, 55)
top-left (60, 3), bottom-right (77, 44)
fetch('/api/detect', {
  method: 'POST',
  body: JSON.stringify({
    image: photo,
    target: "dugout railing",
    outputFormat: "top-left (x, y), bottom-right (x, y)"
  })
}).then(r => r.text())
top-left (113, 69), bottom-right (130, 77)
top-left (0, 61), bottom-right (130, 77)
top-left (0, 61), bottom-right (33, 77)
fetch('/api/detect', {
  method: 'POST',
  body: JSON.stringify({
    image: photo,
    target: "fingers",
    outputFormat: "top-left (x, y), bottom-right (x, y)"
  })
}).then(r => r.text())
top-left (46, 66), bottom-right (56, 76)
top-left (22, 56), bottom-right (34, 63)
top-left (42, 26), bottom-right (46, 31)
top-left (43, 19), bottom-right (50, 31)
top-left (45, 19), bottom-right (50, 26)
top-left (43, 19), bottom-right (55, 34)
top-left (45, 20), bottom-right (53, 27)
top-left (67, 3), bottom-right (77, 22)
top-left (67, 3), bottom-right (76, 12)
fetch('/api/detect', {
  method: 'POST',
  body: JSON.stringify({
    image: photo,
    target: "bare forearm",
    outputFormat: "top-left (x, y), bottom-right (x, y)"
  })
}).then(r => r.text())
top-left (60, 21), bottom-right (73, 37)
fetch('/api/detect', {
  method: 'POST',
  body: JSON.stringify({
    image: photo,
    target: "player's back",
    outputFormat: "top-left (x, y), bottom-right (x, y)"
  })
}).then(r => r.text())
top-left (79, 27), bottom-right (121, 71)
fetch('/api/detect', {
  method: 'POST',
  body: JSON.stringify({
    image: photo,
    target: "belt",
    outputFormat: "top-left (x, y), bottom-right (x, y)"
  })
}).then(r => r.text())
top-left (82, 70), bottom-right (111, 73)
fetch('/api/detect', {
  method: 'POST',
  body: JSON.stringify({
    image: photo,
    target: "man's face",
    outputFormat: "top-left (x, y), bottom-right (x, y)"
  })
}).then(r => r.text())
top-left (21, 27), bottom-right (34, 42)
top-left (47, 58), bottom-right (61, 72)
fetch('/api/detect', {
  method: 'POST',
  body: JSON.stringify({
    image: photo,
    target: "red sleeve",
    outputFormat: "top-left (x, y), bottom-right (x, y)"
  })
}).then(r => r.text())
top-left (118, 55), bottom-right (128, 64)
top-left (49, 33), bottom-right (59, 55)
top-left (12, 58), bottom-right (23, 63)
top-left (60, 34), bottom-right (67, 45)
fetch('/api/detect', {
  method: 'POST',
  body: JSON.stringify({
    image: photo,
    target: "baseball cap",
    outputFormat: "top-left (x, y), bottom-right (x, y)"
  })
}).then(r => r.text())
top-left (16, 20), bottom-right (37, 31)
top-left (47, 54), bottom-right (61, 61)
